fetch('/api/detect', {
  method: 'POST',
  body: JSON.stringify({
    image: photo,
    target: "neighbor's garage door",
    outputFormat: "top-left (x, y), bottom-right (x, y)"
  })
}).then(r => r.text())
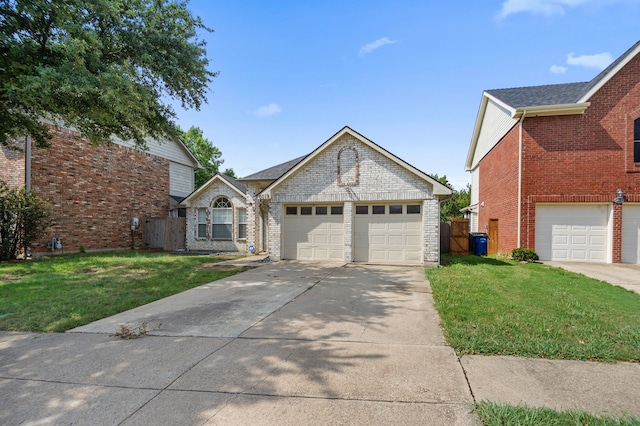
top-left (354, 203), bottom-right (423, 265)
top-left (535, 204), bottom-right (609, 262)
top-left (622, 204), bottom-right (640, 264)
top-left (283, 205), bottom-right (344, 261)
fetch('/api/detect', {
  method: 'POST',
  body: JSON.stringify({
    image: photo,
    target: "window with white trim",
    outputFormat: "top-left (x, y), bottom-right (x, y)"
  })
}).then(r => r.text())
top-left (634, 117), bottom-right (640, 163)
top-left (212, 197), bottom-right (232, 240)
top-left (197, 208), bottom-right (207, 238)
top-left (237, 208), bottom-right (247, 239)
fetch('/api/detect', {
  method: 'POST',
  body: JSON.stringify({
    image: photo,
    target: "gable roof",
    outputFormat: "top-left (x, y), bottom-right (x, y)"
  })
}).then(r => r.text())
top-left (466, 40), bottom-right (640, 171)
top-left (241, 155), bottom-right (307, 181)
top-left (259, 126), bottom-right (452, 197)
top-left (179, 173), bottom-right (247, 206)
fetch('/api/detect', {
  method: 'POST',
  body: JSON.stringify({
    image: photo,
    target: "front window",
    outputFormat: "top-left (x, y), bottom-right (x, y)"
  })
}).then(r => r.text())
top-left (212, 197), bottom-right (232, 239)
top-left (237, 208), bottom-right (247, 239)
top-left (634, 117), bottom-right (640, 162)
top-left (197, 208), bottom-right (207, 238)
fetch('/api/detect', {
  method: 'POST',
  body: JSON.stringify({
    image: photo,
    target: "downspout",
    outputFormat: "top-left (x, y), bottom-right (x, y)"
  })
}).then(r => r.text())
top-left (517, 111), bottom-right (526, 247)
top-left (25, 135), bottom-right (32, 193)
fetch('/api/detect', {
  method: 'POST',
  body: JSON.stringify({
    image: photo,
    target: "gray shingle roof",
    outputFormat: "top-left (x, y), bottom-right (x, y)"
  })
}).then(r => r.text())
top-left (486, 39), bottom-right (640, 109)
top-left (241, 155), bottom-right (307, 180)
top-left (218, 173), bottom-right (247, 193)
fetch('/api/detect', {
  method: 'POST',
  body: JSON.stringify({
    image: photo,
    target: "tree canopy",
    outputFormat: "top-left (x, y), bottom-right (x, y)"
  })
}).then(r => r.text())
top-left (180, 126), bottom-right (234, 189)
top-left (432, 174), bottom-right (471, 222)
top-left (0, 0), bottom-right (216, 148)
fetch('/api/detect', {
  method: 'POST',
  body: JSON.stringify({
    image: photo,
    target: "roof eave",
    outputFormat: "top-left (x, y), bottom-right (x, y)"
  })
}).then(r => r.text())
top-left (512, 102), bottom-right (590, 118)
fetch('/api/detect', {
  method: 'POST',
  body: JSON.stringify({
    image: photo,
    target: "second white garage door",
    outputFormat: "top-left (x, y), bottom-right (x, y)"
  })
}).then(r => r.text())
top-left (283, 205), bottom-right (344, 261)
top-left (354, 204), bottom-right (423, 265)
top-left (535, 204), bottom-right (609, 262)
top-left (622, 204), bottom-right (640, 264)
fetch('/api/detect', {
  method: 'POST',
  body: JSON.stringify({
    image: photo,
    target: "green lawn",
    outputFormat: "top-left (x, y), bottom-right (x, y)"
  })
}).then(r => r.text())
top-left (426, 255), bottom-right (640, 362)
top-left (476, 402), bottom-right (640, 426)
top-left (0, 251), bottom-right (246, 332)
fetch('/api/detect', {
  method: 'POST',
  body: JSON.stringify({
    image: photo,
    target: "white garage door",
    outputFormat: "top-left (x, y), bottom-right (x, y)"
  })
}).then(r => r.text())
top-left (535, 204), bottom-right (609, 262)
top-left (622, 204), bottom-right (640, 264)
top-left (283, 205), bottom-right (344, 261)
top-left (354, 203), bottom-right (423, 265)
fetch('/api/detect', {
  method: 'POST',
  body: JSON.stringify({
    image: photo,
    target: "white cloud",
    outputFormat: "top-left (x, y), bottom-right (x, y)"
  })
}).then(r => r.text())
top-left (550, 64), bottom-right (568, 74)
top-left (566, 52), bottom-right (614, 70)
top-left (497, 0), bottom-right (589, 19)
top-left (358, 37), bottom-right (397, 57)
top-left (249, 103), bottom-right (282, 117)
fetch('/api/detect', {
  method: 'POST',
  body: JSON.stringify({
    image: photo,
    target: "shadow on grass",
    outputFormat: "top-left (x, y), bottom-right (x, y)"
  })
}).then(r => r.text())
top-left (441, 254), bottom-right (514, 267)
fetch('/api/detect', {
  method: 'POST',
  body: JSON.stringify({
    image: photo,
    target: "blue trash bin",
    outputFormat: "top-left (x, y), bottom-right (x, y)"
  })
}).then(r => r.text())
top-left (473, 234), bottom-right (488, 256)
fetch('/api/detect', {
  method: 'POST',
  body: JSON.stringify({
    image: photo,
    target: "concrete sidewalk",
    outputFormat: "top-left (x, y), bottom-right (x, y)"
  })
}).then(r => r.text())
top-left (1, 261), bottom-right (639, 424)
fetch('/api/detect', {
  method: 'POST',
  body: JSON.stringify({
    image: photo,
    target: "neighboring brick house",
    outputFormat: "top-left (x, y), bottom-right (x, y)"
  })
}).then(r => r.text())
top-left (181, 126), bottom-right (452, 266)
top-left (0, 125), bottom-right (200, 254)
top-left (465, 40), bottom-right (640, 263)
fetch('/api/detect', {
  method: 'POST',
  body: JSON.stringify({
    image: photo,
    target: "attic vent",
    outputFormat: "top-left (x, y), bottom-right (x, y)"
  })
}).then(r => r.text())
top-left (337, 147), bottom-right (359, 186)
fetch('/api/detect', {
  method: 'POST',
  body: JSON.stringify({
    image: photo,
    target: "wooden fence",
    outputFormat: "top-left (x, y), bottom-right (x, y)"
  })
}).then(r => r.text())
top-left (143, 217), bottom-right (186, 251)
top-left (449, 218), bottom-right (469, 256)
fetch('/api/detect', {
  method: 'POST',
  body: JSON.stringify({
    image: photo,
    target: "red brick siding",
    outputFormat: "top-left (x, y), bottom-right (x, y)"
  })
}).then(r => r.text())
top-left (478, 124), bottom-right (520, 253)
top-left (0, 138), bottom-right (26, 188)
top-left (28, 127), bottom-right (170, 253)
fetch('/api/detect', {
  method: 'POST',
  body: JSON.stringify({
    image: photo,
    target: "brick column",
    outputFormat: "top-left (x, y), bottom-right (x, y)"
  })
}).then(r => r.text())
top-left (612, 203), bottom-right (623, 263)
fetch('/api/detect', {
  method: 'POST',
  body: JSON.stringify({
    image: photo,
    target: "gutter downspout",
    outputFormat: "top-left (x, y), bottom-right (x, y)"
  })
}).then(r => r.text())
top-left (517, 111), bottom-right (526, 248)
top-left (25, 135), bottom-right (32, 193)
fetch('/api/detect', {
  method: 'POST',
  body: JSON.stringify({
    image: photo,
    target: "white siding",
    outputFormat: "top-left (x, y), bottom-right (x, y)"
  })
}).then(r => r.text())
top-left (170, 162), bottom-right (195, 197)
top-left (471, 99), bottom-right (518, 169)
top-left (114, 137), bottom-right (196, 167)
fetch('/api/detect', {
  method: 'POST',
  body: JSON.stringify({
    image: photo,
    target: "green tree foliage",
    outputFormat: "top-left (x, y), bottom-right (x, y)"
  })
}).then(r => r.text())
top-left (432, 174), bottom-right (471, 222)
top-left (0, 0), bottom-right (216, 148)
top-left (180, 126), bottom-right (235, 188)
top-left (0, 181), bottom-right (50, 261)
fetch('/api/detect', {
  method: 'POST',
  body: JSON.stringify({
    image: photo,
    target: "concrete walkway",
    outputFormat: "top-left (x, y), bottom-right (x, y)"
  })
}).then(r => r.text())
top-left (1, 261), bottom-right (639, 425)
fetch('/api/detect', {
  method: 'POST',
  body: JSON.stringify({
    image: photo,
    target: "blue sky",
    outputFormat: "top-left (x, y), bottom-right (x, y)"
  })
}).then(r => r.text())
top-left (175, 0), bottom-right (640, 189)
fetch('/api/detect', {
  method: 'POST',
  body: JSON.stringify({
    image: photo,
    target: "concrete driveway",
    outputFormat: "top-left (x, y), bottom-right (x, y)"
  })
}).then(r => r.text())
top-left (0, 262), bottom-right (479, 425)
top-left (543, 261), bottom-right (640, 295)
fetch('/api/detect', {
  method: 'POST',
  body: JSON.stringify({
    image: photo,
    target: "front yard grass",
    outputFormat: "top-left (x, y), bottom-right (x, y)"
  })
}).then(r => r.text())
top-left (476, 402), bottom-right (640, 426)
top-left (0, 251), bottom-right (246, 332)
top-left (426, 255), bottom-right (640, 362)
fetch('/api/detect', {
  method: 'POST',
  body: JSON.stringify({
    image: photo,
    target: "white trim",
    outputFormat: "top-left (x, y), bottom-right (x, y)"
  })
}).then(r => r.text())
top-left (578, 43), bottom-right (640, 103)
top-left (180, 174), bottom-right (247, 206)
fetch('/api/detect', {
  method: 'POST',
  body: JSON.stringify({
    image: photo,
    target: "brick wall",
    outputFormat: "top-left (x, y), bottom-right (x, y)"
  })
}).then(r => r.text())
top-left (0, 138), bottom-right (26, 188)
top-left (478, 124), bottom-right (520, 254)
top-left (26, 127), bottom-right (170, 253)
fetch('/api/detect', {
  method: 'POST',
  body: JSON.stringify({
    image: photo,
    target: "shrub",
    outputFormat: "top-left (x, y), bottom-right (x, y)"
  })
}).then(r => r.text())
top-left (512, 248), bottom-right (539, 263)
top-left (0, 180), bottom-right (50, 261)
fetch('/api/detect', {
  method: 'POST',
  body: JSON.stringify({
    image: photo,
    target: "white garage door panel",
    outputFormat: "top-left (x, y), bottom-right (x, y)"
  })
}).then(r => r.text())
top-left (536, 205), bottom-right (609, 262)
top-left (622, 205), bottom-right (640, 264)
top-left (283, 207), bottom-right (344, 261)
top-left (354, 205), bottom-right (423, 265)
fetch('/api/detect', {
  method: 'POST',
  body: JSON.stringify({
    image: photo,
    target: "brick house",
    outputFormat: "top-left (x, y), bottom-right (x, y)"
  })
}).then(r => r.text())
top-left (0, 125), bottom-right (200, 254)
top-left (465, 40), bottom-right (640, 263)
top-left (181, 126), bottom-right (452, 266)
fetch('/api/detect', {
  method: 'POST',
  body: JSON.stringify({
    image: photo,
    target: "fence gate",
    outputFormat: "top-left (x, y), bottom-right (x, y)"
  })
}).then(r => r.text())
top-left (143, 217), bottom-right (186, 251)
top-left (449, 218), bottom-right (469, 256)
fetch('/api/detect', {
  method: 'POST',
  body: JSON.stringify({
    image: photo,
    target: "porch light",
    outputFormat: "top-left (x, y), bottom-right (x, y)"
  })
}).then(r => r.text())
top-left (614, 189), bottom-right (624, 204)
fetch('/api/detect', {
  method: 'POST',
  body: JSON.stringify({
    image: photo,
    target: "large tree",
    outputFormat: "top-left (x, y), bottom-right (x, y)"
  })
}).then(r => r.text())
top-left (180, 125), bottom-right (234, 189)
top-left (0, 0), bottom-right (216, 148)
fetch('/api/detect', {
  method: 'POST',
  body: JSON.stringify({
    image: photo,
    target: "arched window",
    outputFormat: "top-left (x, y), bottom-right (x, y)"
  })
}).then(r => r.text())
top-left (212, 197), bottom-right (232, 240)
top-left (634, 117), bottom-right (640, 163)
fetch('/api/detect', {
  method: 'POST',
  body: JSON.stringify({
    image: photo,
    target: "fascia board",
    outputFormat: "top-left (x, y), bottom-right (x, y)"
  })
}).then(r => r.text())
top-left (512, 103), bottom-right (590, 118)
